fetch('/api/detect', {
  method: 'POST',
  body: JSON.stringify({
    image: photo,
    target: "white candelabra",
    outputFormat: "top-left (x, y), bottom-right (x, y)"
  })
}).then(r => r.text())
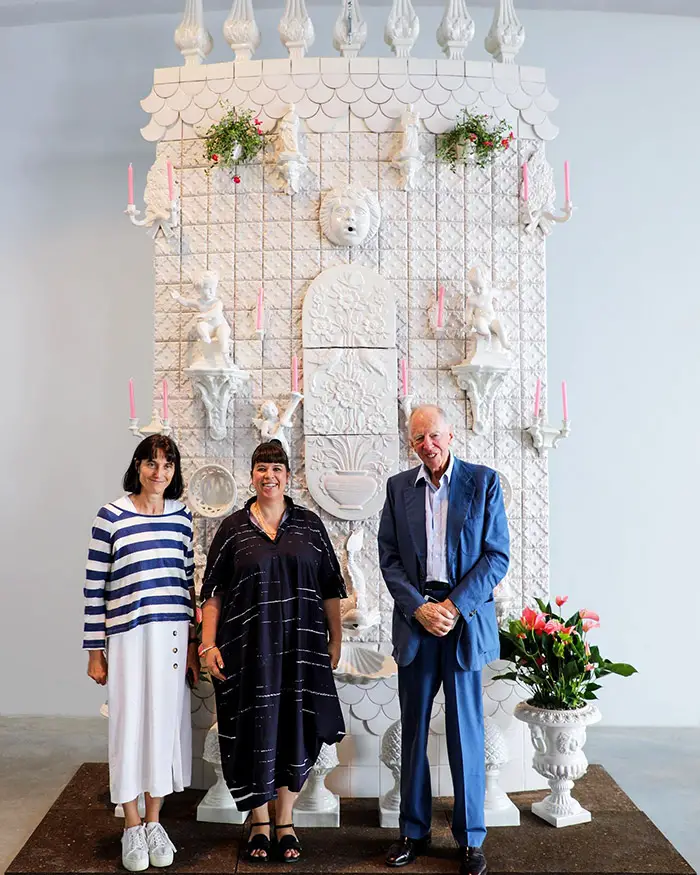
top-left (128, 379), bottom-right (171, 438)
top-left (521, 154), bottom-right (574, 237)
top-left (129, 409), bottom-right (172, 439)
top-left (523, 199), bottom-right (573, 237)
top-left (525, 378), bottom-right (570, 456)
top-left (125, 157), bottom-right (180, 239)
top-left (525, 413), bottom-right (570, 456)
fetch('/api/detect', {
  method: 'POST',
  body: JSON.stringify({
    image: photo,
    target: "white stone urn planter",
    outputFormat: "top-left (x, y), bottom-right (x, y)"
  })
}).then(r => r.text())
top-left (514, 701), bottom-right (601, 827)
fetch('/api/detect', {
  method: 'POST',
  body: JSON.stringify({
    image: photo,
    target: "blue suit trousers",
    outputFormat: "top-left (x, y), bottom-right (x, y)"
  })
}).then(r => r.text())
top-left (398, 629), bottom-right (486, 849)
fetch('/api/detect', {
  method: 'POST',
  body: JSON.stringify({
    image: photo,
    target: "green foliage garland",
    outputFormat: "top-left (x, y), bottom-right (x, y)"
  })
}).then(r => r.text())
top-left (203, 106), bottom-right (266, 182)
top-left (437, 111), bottom-right (514, 170)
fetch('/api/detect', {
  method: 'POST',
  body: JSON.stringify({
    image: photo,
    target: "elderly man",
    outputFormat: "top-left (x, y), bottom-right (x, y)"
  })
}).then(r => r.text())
top-left (378, 405), bottom-right (509, 875)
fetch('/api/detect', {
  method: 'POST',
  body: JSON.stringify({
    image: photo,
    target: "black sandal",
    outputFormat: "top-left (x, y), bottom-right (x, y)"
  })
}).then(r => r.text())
top-left (244, 818), bottom-right (271, 862)
top-left (275, 823), bottom-right (302, 863)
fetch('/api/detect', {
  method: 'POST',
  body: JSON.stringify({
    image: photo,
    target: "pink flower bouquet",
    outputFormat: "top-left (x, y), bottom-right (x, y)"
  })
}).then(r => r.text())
top-left (494, 597), bottom-right (636, 710)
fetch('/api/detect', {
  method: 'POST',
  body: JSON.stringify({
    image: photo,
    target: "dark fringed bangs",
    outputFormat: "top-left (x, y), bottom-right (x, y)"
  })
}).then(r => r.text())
top-left (122, 434), bottom-right (184, 499)
top-left (251, 440), bottom-right (290, 472)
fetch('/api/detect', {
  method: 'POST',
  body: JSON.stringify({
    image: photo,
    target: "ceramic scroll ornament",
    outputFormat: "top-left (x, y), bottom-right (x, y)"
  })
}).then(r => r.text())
top-left (172, 270), bottom-right (250, 441)
top-left (319, 186), bottom-right (381, 247)
top-left (275, 104), bottom-right (309, 195)
top-left (392, 105), bottom-right (424, 191)
top-left (451, 266), bottom-right (512, 435)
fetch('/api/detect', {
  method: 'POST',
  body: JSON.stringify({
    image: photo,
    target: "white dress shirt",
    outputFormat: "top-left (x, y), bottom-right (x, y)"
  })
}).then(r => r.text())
top-left (415, 453), bottom-right (454, 584)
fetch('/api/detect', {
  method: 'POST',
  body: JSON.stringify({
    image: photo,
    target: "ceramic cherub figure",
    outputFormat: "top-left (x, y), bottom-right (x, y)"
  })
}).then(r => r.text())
top-left (171, 270), bottom-right (232, 368)
top-left (277, 103), bottom-right (302, 156)
top-left (466, 266), bottom-right (511, 352)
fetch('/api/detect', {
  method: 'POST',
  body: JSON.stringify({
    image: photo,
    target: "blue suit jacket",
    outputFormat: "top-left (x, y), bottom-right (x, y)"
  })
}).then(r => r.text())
top-left (377, 457), bottom-right (510, 671)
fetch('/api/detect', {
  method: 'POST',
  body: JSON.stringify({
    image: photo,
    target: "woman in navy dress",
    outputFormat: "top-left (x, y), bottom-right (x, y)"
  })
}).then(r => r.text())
top-left (199, 440), bottom-right (345, 862)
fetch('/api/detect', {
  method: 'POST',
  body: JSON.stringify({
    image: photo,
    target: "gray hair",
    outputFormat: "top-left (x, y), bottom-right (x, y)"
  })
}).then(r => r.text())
top-left (408, 404), bottom-right (452, 431)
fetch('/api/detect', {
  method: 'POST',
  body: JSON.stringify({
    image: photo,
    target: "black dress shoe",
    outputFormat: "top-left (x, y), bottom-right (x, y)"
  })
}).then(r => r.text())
top-left (459, 846), bottom-right (488, 875)
top-left (385, 834), bottom-right (432, 867)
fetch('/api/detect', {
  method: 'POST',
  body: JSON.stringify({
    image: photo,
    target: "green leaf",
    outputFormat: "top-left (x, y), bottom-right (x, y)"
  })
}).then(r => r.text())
top-left (490, 672), bottom-right (518, 682)
top-left (603, 663), bottom-right (637, 677)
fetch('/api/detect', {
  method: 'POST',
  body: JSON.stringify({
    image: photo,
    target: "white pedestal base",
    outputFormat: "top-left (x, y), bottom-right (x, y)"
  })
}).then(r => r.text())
top-left (196, 771), bottom-right (247, 824)
top-left (531, 800), bottom-right (591, 828)
top-left (293, 795), bottom-right (340, 827)
top-left (379, 802), bottom-right (400, 829)
top-left (485, 799), bottom-right (520, 827)
top-left (197, 800), bottom-right (247, 824)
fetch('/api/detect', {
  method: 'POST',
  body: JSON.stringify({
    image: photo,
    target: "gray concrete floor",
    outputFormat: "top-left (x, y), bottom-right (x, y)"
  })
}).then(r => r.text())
top-left (0, 719), bottom-right (698, 873)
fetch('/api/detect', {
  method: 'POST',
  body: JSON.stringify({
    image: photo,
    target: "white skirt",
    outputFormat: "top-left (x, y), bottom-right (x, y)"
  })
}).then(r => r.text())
top-left (106, 620), bottom-right (192, 804)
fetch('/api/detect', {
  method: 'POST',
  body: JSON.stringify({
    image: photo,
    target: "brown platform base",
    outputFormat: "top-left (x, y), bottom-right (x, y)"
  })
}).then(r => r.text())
top-left (6, 763), bottom-right (695, 874)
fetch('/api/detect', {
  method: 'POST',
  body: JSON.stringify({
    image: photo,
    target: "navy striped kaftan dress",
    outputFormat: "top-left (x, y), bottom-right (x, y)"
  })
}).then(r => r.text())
top-left (201, 497), bottom-right (346, 810)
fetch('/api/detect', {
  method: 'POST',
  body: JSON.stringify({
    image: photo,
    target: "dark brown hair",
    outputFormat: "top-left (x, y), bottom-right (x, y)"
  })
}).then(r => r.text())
top-left (122, 435), bottom-right (184, 499)
top-left (251, 440), bottom-right (290, 472)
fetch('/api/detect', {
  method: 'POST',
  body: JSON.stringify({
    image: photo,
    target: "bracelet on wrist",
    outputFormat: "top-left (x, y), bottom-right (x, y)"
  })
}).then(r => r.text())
top-left (198, 643), bottom-right (217, 658)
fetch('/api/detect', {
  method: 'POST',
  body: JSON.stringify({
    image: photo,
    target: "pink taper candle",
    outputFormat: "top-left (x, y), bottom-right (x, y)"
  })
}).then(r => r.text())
top-left (128, 163), bottom-right (134, 206)
top-left (561, 380), bottom-right (568, 421)
top-left (162, 379), bottom-right (169, 422)
top-left (400, 359), bottom-right (409, 397)
top-left (256, 287), bottom-right (264, 331)
top-left (129, 378), bottom-right (136, 419)
top-left (436, 285), bottom-right (445, 329)
top-left (292, 355), bottom-right (299, 393)
top-left (167, 161), bottom-right (174, 203)
top-left (564, 160), bottom-right (570, 203)
top-left (534, 377), bottom-right (542, 419)
top-left (522, 162), bottom-right (529, 202)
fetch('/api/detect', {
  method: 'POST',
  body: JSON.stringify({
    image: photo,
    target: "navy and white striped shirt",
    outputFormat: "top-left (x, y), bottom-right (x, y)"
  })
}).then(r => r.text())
top-left (82, 496), bottom-right (194, 650)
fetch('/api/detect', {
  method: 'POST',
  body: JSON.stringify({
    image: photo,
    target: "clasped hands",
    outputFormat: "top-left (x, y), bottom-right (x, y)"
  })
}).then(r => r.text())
top-left (413, 598), bottom-right (459, 637)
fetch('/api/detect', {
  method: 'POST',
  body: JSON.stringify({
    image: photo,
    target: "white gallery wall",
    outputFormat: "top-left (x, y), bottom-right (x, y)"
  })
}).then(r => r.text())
top-left (1, 6), bottom-right (698, 724)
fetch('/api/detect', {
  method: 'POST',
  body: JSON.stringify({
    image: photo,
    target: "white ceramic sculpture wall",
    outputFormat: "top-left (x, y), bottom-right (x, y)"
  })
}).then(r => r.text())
top-left (146, 58), bottom-right (554, 795)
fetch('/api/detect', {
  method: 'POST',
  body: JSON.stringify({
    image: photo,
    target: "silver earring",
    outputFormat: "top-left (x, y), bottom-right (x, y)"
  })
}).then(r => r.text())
top-left (248, 482), bottom-right (256, 495)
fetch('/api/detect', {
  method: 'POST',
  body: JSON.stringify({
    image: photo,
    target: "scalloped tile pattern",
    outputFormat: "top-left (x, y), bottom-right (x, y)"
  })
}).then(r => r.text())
top-left (140, 57), bottom-right (559, 142)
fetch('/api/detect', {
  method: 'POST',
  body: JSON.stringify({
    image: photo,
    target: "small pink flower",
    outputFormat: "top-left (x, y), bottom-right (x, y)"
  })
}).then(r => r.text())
top-left (517, 633), bottom-right (526, 639)
top-left (254, 118), bottom-right (261, 125)
top-left (582, 619), bottom-right (600, 633)
top-left (233, 175), bottom-right (241, 184)
top-left (584, 662), bottom-right (598, 673)
top-left (535, 656), bottom-right (546, 668)
top-left (509, 131), bottom-right (514, 140)
top-left (579, 609), bottom-right (600, 621)
top-left (560, 625), bottom-right (575, 635)
top-left (211, 154), bottom-right (219, 162)
top-left (468, 133), bottom-right (477, 142)
top-left (485, 140), bottom-right (493, 147)
top-left (501, 138), bottom-right (510, 147)
top-left (555, 595), bottom-right (568, 607)
top-left (544, 619), bottom-right (563, 636)
top-left (195, 607), bottom-right (203, 624)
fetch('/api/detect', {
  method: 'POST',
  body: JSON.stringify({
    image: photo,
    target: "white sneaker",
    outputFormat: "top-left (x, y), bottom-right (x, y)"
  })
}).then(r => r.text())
top-left (121, 825), bottom-right (149, 872)
top-left (145, 821), bottom-right (177, 868)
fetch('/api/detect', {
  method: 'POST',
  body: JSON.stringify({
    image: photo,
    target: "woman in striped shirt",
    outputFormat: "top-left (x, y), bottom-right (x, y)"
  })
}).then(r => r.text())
top-left (83, 435), bottom-right (198, 872)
